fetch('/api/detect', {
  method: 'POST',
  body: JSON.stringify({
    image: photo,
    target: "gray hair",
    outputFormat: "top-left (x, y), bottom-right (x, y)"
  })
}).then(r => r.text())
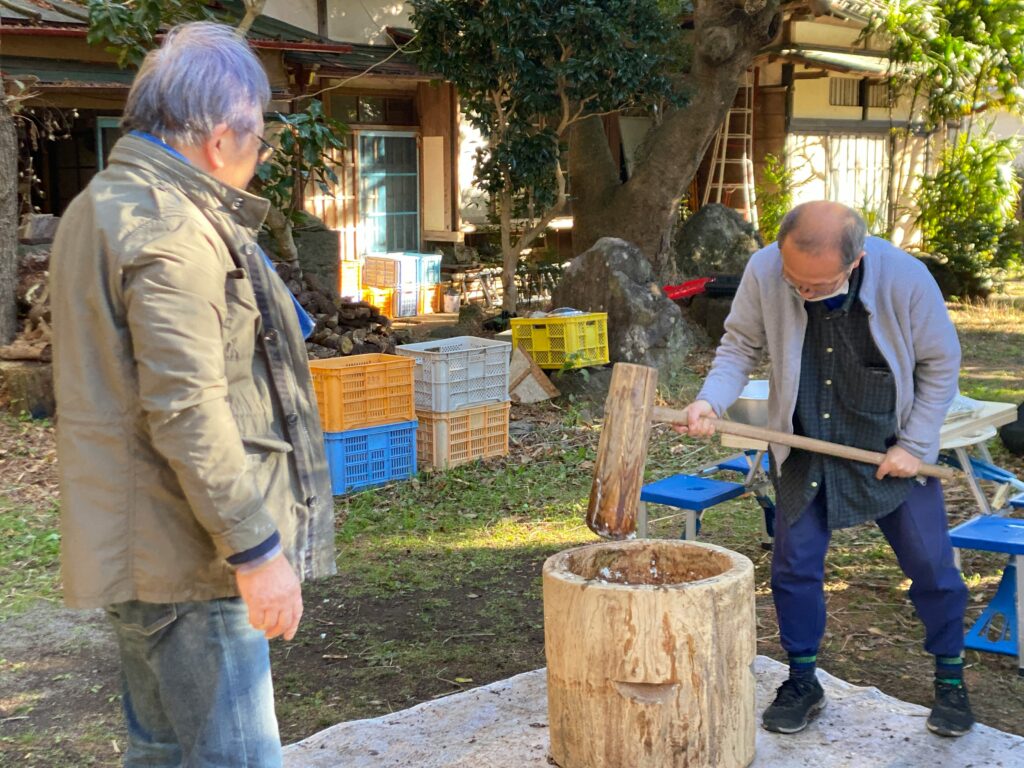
top-left (777, 203), bottom-right (867, 266)
top-left (122, 22), bottom-right (270, 146)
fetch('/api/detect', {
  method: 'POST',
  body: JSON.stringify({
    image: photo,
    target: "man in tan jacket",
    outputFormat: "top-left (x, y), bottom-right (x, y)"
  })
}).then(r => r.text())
top-left (51, 22), bottom-right (335, 766)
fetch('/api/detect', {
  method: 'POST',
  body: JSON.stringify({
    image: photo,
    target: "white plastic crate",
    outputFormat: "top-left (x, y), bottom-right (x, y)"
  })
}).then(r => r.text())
top-left (393, 286), bottom-right (418, 318)
top-left (395, 335), bottom-right (511, 411)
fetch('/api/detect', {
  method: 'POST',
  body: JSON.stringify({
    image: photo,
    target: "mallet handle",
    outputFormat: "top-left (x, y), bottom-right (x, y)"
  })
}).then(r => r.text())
top-left (650, 406), bottom-right (958, 482)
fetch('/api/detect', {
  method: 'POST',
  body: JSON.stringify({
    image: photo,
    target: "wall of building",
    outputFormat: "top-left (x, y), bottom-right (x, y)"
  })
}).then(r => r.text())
top-left (263, 0), bottom-right (320, 34)
top-left (327, 1), bottom-right (411, 45)
top-left (457, 120), bottom-right (489, 227)
top-left (979, 111), bottom-right (1024, 169)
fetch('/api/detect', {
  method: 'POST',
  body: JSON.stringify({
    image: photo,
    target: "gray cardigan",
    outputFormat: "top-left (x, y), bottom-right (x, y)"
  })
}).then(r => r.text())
top-left (697, 236), bottom-right (960, 466)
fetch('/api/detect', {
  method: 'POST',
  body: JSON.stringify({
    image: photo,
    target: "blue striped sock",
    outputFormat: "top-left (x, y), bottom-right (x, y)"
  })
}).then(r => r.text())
top-left (935, 655), bottom-right (964, 686)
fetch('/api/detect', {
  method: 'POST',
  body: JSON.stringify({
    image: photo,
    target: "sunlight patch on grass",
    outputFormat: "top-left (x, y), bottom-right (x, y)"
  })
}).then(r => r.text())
top-left (0, 499), bottom-right (61, 618)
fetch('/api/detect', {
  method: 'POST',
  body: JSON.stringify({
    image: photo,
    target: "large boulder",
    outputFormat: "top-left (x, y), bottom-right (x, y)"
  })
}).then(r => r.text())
top-left (674, 203), bottom-right (762, 278)
top-left (550, 238), bottom-right (700, 370)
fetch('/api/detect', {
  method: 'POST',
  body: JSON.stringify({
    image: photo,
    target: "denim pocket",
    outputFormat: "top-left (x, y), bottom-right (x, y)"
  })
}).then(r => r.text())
top-left (106, 601), bottom-right (178, 636)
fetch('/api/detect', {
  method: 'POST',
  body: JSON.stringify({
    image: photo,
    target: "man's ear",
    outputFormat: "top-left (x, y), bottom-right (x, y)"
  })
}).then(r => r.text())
top-left (202, 123), bottom-right (232, 171)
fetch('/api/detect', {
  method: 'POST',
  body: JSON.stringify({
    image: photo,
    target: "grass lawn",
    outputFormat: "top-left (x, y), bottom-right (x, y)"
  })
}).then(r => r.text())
top-left (1, 295), bottom-right (1023, 766)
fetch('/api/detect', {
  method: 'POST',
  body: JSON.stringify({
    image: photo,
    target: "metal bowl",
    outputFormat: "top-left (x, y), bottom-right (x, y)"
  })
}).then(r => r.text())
top-left (725, 379), bottom-right (769, 427)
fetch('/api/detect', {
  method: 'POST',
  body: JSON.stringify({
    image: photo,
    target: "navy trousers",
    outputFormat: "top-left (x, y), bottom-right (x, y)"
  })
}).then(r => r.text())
top-left (771, 477), bottom-right (967, 658)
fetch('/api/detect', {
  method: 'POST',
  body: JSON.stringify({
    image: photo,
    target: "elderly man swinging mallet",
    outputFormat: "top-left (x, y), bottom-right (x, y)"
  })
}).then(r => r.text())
top-left (590, 203), bottom-right (970, 738)
top-left (673, 202), bottom-right (971, 737)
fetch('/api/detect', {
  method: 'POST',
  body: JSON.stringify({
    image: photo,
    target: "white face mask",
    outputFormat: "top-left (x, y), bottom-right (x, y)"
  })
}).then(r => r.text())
top-left (789, 278), bottom-right (850, 303)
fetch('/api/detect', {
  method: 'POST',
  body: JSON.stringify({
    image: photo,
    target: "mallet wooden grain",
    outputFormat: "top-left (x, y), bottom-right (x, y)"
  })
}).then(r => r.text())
top-left (650, 405), bottom-right (957, 482)
top-left (587, 364), bottom-right (958, 540)
top-left (586, 363), bottom-right (658, 540)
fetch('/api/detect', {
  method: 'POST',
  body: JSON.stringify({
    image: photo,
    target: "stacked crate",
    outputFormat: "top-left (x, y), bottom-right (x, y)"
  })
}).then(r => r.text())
top-left (510, 312), bottom-right (610, 370)
top-left (416, 253), bottom-right (443, 315)
top-left (339, 257), bottom-right (363, 301)
top-left (308, 354), bottom-right (418, 495)
top-left (395, 336), bottom-right (512, 470)
top-left (362, 252), bottom-right (444, 318)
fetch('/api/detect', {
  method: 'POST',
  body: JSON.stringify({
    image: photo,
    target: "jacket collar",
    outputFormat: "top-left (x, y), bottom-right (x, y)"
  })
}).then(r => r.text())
top-left (106, 134), bottom-right (270, 230)
top-left (854, 237), bottom-right (883, 316)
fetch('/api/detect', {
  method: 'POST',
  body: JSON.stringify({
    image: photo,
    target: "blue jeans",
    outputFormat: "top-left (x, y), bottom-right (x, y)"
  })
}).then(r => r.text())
top-left (771, 477), bottom-right (968, 659)
top-left (106, 597), bottom-right (282, 768)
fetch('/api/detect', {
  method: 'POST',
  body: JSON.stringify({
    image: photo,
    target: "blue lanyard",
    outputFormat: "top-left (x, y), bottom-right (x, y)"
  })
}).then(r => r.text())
top-left (129, 130), bottom-right (192, 165)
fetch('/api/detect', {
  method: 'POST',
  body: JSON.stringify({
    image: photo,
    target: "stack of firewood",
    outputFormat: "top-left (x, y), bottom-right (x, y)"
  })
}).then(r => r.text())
top-left (0, 249), bottom-right (52, 362)
top-left (274, 263), bottom-right (404, 359)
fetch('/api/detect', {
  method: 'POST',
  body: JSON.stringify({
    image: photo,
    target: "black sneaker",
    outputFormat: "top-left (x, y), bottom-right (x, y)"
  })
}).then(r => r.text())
top-left (761, 677), bottom-right (826, 734)
top-left (927, 681), bottom-right (975, 737)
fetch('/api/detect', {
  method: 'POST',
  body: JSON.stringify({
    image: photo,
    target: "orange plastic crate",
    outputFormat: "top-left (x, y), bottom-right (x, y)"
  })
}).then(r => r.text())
top-left (339, 260), bottom-right (362, 300)
top-left (309, 354), bottom-right (415, 432)
top-left (416, 401), bottom-right (510, 470)
top-left (418, 284), bottom-right (441, 315)
top-left (362, 286), bottom-right (395, 318)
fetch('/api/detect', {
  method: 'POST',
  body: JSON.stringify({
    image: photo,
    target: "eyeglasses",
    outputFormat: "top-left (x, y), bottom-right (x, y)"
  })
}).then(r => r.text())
top-left (252, 132), bottom-right (277, 164)
top-left (781, 263), bottom-right (854, 300)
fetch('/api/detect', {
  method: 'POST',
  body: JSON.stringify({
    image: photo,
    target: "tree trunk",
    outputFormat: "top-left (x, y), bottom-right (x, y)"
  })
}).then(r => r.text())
top-left (0, 83), bottom-right (19, 345)
top-left (499, 189), bottom-right (518, 312)
top-left (264, 205), bottom-right (300, 269)
top-left (570, 0), bottom-right (783, 281)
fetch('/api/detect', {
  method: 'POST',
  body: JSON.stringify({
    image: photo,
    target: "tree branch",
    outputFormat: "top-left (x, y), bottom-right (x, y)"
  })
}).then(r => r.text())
top-left (513, 159), bottom-right (567, 256)
top-left (235, 0), bottom-right (266, 37)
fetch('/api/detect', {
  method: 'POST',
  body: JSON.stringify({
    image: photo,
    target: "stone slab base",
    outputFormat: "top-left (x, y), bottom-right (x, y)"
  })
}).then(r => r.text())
top-left (284, 655), bottom-right (1024, 767)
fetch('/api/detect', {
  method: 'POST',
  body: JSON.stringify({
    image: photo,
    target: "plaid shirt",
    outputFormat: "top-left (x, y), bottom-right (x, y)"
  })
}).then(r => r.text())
top-left (773, 267), bottom-right (914, 528)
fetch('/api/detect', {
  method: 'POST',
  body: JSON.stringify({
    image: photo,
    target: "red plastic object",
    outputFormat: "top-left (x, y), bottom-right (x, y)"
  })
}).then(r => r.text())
top-left (662, 277), bottom-right (713, 300)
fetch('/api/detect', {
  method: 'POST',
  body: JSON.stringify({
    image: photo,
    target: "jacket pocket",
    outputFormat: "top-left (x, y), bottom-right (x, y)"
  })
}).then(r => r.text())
top-left (223, 269), bottom-right (260, 366)
top-left (242, 435), bottom-right (294, 454)
top-left (242, 435), bottom-right (294, 514)
top-left (105, 601), bottom-right (178, 636)
top-left (841, 366), bottom-right (897, 415)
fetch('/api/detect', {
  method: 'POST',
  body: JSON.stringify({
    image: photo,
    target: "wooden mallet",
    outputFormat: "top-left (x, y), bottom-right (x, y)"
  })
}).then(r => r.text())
top-left (586, 362), bottom-right (958, 540)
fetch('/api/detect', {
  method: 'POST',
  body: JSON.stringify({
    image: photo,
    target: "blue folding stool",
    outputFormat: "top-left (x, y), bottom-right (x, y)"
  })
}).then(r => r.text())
top-left (639, 474), bottom-right (746, 541)
top-left (948, 515), bottom-right (1024, 676)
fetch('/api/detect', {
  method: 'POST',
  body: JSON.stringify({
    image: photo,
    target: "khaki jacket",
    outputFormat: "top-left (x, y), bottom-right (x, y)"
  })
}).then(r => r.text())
top-left (51, 135), bottom-right (335, 609)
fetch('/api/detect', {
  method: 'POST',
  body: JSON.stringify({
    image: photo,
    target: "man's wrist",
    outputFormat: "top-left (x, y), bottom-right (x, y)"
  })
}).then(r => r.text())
top-left (228, 530), bottom-right (281, 572)
top-left (234, 544), bottom-right (283, 574)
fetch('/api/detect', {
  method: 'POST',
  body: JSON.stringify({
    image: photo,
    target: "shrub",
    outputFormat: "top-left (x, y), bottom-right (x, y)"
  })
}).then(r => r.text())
top-left (756, 153), bottom-right (793, 244)
top-left (915, 132), bottom-right (1022, 298)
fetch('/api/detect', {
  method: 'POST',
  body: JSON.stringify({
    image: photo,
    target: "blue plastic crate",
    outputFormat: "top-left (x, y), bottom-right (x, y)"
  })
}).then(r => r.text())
top-left (417, 254), bottom-right (442, 285)
top-left (324, 420), bottom-right (417, 495)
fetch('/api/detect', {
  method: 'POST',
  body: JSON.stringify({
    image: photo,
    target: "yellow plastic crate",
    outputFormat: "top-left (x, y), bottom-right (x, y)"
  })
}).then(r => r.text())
top-left (339, 260), bottom-right (362, 300)
top-left (416, 401), bottom-right (510, 470)
top-left (309, 353), bottom-right (415, 432)
top-left (510, 312), bottom-right (610, 369)
top-left (362, 286), bottom-right (395, 318)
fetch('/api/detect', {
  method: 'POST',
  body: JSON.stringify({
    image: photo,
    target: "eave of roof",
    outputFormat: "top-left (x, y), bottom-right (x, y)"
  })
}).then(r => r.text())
top-left (283, 46), bottom-right (424, 80)
top-left (769, 46), bottom-right (891, 76)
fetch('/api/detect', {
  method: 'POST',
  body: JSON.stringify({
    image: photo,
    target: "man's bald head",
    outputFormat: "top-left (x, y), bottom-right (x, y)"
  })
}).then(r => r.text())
top-left (777, 201), bottom-right (867, 266)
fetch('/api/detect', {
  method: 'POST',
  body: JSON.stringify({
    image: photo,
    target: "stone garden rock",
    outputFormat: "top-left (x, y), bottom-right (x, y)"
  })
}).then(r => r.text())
top-left (550, 238), bottom-right (700, 372)
top-left (674, 203), bottom-right (762, 278)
